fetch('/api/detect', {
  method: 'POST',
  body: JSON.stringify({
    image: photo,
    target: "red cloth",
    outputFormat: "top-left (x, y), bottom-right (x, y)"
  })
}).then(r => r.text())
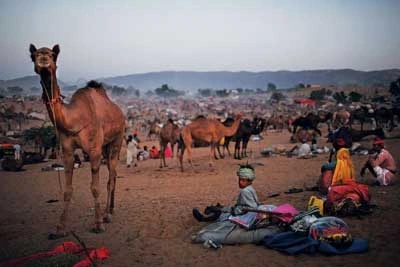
top-left (73, 247), bottom-right (110, 267)
top-left (326, 181), bottom-right (371, 207)
top-left (0, 241), bottom-right (109, 267)
top-left (164, 145), bottom-right (172, 158)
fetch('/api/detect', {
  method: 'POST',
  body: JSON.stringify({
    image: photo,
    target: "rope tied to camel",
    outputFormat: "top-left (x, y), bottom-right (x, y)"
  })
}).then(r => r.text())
top-left (41, 77), bottom-right (63, 193)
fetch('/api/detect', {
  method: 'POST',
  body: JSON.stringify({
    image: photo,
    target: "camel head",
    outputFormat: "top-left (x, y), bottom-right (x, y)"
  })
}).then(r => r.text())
top-left (29, 44), bottom-right (60, 76)
top-left (235, 113), bottom-right (243, 120)
top-left (29, 44), bottom-right (60, 101)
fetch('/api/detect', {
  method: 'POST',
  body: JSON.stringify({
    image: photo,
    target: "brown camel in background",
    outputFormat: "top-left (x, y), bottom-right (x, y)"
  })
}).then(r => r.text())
top-left (332, 109), bottom-right (351, 129)
top-left (147, 121), bottom-right (161, 140)
top-left (179, 114), bottom-right (242, 171)
top-left (159, 119), bottom-right (181, 168)
top-left (291, 128), bottom-right (316, 143)
top-left (29, 44), bottom-right (125, 238)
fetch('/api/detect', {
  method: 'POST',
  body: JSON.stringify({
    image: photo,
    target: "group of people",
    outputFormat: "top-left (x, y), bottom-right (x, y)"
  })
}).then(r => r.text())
top-left (125, 133), bottom-right (172, 167)
top-left (323, 130), bottom-right (396, 187)
top-left (192, 130), bottom-right (397, 226)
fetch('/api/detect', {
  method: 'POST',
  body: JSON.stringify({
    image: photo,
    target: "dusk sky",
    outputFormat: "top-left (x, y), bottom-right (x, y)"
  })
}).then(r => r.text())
top-left (0, 0), bottom-right (399, 83)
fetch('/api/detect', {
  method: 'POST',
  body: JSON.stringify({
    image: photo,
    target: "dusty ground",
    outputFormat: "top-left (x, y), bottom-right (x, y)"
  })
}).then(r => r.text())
top-left (1, 129), bottom-right (400, 267)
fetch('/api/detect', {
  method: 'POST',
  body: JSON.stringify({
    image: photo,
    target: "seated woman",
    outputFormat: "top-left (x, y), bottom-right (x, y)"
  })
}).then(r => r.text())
top-left (319, 138), bottom-right (355, 194)
top-left (150, 145), bottom-right (160, 159)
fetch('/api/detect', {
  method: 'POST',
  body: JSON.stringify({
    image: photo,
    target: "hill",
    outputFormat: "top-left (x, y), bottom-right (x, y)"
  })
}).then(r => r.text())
top-left (1, 69), bottom-right (399, 92)
top-left (97, 69), bottom-right (400, 91)
top-left (0, 75), bottom-right (68, 91)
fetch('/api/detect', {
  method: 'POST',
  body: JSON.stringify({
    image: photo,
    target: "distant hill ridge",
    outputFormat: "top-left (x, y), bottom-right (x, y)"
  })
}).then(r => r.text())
top-left (1, 69), bottom-right (399, 92)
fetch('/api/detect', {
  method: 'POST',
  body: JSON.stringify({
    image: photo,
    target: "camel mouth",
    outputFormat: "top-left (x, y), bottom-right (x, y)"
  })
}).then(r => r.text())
top-left (37, 62), bottom-right (51, 68)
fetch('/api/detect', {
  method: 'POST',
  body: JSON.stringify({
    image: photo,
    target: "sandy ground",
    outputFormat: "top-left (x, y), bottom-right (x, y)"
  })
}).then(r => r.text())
top-left (1, 129), bottom-right (400, 267)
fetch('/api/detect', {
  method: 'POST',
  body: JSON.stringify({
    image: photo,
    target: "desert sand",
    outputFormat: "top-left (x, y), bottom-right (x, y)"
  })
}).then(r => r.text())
top-left (1, 129), bottom-right (400, 266)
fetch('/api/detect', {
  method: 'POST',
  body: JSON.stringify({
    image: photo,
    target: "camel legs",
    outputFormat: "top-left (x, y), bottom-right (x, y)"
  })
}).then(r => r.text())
top-left (49, 144), bottom-right (74, 239)
top-left (210, 143), bottom-right (217, 166)
top-left (103, 141), bottom-right (121, 223)
top-left (234, 140), bottom-right (241, 160)
top-left (159, 141), bottom-right (167, 168)
top-left (215, 144), bottom-right (224, 159)
top-left (180, 133), bottom-right (194, 172)
top-left (89, 150), bottom-right (105, 233)
top-left (242, 139), bottom-right (250, 158)
top-left (223, 138), bottom-right (232, 157)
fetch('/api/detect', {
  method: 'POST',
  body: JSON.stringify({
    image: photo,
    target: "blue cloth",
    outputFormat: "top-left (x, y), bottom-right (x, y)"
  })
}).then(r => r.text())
top-left (263, 231), bottom-right (369, 255)
top-left (263, 231), bottom-right (318, 255)
top-left (321, 161), bottom-right (337, 172)
top-left (319, 238), bottom-right (369, 255)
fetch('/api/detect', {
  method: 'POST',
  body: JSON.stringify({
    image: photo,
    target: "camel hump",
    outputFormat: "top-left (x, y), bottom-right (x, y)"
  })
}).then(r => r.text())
top-left (86, 80), bottom-right (109, 98)
top-left (87, 80), bottom-right (103, 89)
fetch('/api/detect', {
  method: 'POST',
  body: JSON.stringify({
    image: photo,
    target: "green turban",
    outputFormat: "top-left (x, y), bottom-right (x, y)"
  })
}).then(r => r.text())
top-left (237, 167), bottom-right (255, 181)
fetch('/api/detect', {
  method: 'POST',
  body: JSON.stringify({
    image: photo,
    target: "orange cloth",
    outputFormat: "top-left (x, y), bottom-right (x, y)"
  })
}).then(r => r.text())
top-left (331, 148), bottom-right (355, 185)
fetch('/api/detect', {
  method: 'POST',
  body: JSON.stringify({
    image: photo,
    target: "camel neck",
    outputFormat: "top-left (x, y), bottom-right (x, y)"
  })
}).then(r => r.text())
top-left (40, 71), bottom-right (69, 132)
top-left (223, 117), bottom-right (241, 136)
top-left (40, 70), bottom-right (61, 102)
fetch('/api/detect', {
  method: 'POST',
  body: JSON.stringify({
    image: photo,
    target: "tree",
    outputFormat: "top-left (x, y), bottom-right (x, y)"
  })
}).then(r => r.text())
top-left (30, 87), bottom-right (40, 93)
top-left (256, 88), bottom-right (266, 94)
top-left (267, 83), bottom-right (277, 92)
top-left (7, 86), bottom-right (24, 95)
top-left (310, 89), bottom-right (326, 101)
top-left (198, 88), bottom-right (212, 97)
top-left (348, 91), bottom-right (362, 102)
top-left (155, 84), bottom-right (184, 97)
top-left (389, 78), bottom-right (400, 96)
top-left (23, 126), bottom-right (57, 155)
top-left (270, 92), bottom-right (286, 102)
top-left (215, 89), bottom-right (229, 97)
top-left (333, 91), bottom-right (347, 103)
top-left (111, 85), bottom-right (128, 96)
top-left (145, 90), bottom-right (154, 97)
top-left (297, 83), bottom-right (305, 89)
top-left (236, 88), bottom-right (244, 94)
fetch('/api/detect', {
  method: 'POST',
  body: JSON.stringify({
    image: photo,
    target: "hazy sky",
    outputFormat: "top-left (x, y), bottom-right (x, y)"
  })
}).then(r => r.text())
top-left (0, 0), bottom-right (399, 82)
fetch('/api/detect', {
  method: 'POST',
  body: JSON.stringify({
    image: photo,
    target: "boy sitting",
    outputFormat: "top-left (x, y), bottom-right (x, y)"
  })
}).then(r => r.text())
top-left (192, 164), bottom-right (259, 222)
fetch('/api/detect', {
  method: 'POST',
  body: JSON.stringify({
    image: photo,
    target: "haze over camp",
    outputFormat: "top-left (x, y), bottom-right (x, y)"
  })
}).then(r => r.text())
top-left (1, 1), bottom-right (400, 266)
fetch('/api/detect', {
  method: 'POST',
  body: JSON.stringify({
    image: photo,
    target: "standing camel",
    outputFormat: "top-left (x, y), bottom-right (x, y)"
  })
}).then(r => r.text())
top-left (231, 117), bottom-right (266, 160)
top-left (147, 121), bottom-right (162, 140)
top-left (29, 44), bottom-right (125, 238)
top-left (179, 114), bottom-right (242, 171)
top-left (159, 119), bottom-right (181, 168)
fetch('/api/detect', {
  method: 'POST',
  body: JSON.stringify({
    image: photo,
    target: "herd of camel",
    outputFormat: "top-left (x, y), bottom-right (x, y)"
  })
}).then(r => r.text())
top-left (29, 44), bottom-right (399, 237)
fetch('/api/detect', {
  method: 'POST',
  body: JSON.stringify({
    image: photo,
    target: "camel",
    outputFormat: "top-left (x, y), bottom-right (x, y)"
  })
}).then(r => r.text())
top-left (290, 128), bottom-right (316, 143)
top-left (290, 115), bottom-right (322, 136)
top-left (179, 114), bottom-right (242, 171)
top-left (332, 109), bottom-right (351, 129)
top-left (147, 121), bottom-right (162, 140)
top-left (159, 119), bottom-right (182, 168)
top-left (220, 117), bottom-right (266, 159)
top-left (349, 106), bottom-right (375, 131)
top-left (265, 115), bottom-right (285, 132)
top-left (29, 44), bottom-right (125, 238)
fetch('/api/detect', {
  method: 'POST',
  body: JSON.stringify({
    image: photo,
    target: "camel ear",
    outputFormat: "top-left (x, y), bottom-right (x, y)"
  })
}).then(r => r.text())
top-left (52, 44), bottom-right (60, 61)
top-left (29, 44), bottom-right (37, 61)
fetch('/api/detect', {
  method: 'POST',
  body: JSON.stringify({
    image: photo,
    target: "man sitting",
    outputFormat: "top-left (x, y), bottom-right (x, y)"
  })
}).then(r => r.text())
top-left (360, 137), bottom-right (396, 186)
